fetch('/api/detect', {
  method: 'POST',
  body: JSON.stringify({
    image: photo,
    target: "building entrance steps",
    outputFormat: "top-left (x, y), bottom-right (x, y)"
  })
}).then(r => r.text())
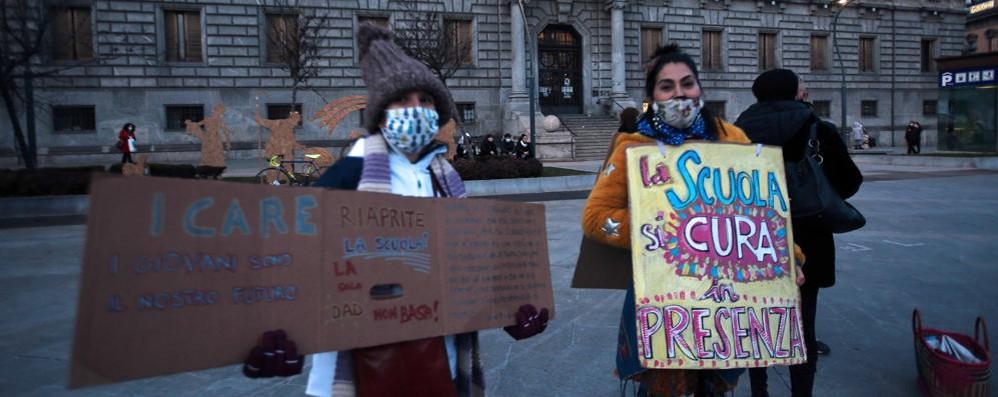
top-left (555, 114), bottom-right (621, 160)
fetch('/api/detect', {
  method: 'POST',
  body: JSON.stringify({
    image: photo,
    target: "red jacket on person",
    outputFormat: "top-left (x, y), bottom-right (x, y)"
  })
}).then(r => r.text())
top-left (118, 129), bottom-right (135, 153)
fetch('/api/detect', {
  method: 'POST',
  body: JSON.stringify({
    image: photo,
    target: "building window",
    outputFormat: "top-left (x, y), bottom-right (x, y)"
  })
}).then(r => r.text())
top-left (641, 27), bottom-right (663, 64)
top-left (164, 9), bottom-right (202, 62)
top-left (758, 32), bottom-right (777, 70)
top-left (266, 13), bottom-right (298, 64)
top-left (813, 100), bottom-right (831, 118)
top-left (810, 35), bottom-right (828, 71)
top-left (923, 100), bottom-right (937, 116)
top-left (357, 15), bottom-right (389, 29)
top-left (354, 16), bottom-right (390, 62)
top-left (966, 34), bottom-right (978, 54)
top-left (861, 100), bottom-right (877, 117)
top-left (704, 101), bottom-right (726, 120)
top-left (165, 105), bottom-right (204, 131)
top-left (859, 37), bottom-right (876, 72)
top-left (702, 29), bottom-right (722, 71)
top-left (921, 39), bottom-right (936, 73)
top-left (267, 103), bottom-right (304, 126)
top-left (50, 7), bottom-right (93, 61)
top-left (444, 19), bottom-right (473, 66)
top-left (52, 106), bottom-right (95, 133)
top-left (456, 103), bottom-right (476, 124)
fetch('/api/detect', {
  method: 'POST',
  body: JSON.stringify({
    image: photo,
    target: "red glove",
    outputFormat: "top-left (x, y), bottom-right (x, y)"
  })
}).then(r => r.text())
top-left (243, 329), bottom-right (304, 378)
top-left (503, 304), bottom-right (549, 340)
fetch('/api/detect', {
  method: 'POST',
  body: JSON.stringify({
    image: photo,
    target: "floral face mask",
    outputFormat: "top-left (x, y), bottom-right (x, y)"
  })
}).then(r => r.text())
top-left (652, 96), bottom-right (704, 129)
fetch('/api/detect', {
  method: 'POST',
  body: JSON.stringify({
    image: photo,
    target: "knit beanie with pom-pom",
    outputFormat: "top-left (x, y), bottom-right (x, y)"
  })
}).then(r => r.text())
top-left (357, 23), bottom-right (455, 134)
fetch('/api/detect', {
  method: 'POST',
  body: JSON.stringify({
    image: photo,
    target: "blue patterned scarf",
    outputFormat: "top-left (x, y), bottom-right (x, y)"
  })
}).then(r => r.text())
top-left (636, 113), bottom-right (714, 145)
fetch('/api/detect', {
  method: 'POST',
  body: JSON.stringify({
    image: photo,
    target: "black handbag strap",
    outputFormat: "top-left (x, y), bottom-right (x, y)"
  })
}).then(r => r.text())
top-left (807, 122), bottom-right (823, 165)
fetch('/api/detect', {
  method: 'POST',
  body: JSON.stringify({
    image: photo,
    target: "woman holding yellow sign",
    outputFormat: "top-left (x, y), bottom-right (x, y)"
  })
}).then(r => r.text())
top-left (582, 44), bottom-right (804, 397)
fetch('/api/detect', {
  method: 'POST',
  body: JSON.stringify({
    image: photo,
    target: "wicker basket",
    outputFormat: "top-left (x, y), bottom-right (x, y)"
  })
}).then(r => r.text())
top-left (913, 309), bottom-right (991, 397)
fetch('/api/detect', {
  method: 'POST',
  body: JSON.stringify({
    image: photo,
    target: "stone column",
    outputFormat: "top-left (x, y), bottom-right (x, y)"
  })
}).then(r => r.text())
top-left (608, 0), bottom-right (636, 111)
top-left (510, 0), bottom-right (527, 100)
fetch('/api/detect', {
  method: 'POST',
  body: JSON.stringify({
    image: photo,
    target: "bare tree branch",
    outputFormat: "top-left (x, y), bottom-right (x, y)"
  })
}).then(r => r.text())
top-left (391, 0), bottom-right (473, 86)
top-left (260, 0), bottom-right (327, 111)
top-left (0, 0), bottom-right (119, 168)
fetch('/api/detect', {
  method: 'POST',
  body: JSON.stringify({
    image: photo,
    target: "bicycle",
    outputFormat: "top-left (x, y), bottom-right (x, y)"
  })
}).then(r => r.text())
top-left (256, 153), bottom-right (327, 186)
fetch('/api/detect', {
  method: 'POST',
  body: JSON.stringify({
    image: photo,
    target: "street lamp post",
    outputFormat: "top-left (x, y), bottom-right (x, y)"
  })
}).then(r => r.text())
top-left (517, 0), bottom-right (537, 157)
top-left (831, 0), bottom-right (856, 136)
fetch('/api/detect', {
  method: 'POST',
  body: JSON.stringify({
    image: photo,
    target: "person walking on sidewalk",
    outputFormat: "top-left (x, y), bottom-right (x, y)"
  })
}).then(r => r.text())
top-left (117, 122), bottom-right (137, 164)
top-left (906, 120), bottom-right (923, 154)
top-left (735, 68), bottom-right (864, 397)
top-left (852, 121), bottom-right (866, 150)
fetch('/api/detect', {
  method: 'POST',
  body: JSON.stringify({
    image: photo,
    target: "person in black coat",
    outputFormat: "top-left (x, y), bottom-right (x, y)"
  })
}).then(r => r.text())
top-left (480, 134), bottom-right (498, 156)
top-left (906, 120), bottom-right (923, 154)
top-left (515, 134), bottom-right (532, 159)
top-left (500, 133), bottom-right (516, 155)
top-left (735, 69), bottom-right (863, 397)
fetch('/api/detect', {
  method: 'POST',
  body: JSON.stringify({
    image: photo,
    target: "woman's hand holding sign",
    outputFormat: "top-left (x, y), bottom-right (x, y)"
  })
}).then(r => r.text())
top-left (242, 330), bottom-right (304, 378)
top-left (504, 304), bottom-right (550, 340)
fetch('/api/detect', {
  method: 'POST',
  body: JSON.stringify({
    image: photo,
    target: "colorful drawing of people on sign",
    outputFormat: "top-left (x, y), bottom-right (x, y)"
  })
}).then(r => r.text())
top-left (625, 142), bottom-right (806, 370)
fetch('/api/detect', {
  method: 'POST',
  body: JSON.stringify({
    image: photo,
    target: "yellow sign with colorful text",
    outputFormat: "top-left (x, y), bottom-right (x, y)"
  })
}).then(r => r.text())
top-left (626, 143), bottom-right (806, 370)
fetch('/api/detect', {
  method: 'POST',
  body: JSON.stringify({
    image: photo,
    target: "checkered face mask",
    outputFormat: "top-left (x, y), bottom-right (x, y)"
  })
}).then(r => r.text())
top-left (380, 107), bottom-right (440, 154)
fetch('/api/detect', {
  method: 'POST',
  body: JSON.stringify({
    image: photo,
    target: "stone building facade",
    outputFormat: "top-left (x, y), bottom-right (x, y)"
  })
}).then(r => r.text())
top-left (965, 0), bottom-right (998, 54)
top-left (1, 0), bottom-right (967, 165)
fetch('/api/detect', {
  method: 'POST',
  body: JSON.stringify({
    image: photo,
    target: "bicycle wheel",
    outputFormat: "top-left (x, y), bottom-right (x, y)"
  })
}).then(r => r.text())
top-left (303, 165), bottom-right (324, 186)
top-left (256, 167), bottom-right (293, 186)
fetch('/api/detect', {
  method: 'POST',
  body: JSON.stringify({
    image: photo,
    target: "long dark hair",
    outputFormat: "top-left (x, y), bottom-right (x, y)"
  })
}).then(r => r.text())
top-left (641, 44), bottom-right (723, 137)
top-left (618, 107), bottom-right (640, 133)
top-left (121, 122), bottom-right (135, 134)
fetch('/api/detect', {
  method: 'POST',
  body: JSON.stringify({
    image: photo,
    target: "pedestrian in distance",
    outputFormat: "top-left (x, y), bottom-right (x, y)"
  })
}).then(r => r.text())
top-left (735, 68), bottom-right (864, 397)
top-left (117, 122), bottom-right (137, 164)
top-left (242, 23), bottom-right (549, 397)
top-left (906, 120), bottom-right (923, 154)
top-left (515, 134), bottom-right (532, 159)
top-left (480, 134), bottom-right (498, 157)
top-left (582, 44), bottom-right (805, 397)
top-left (946, 123), bottom-right (960, 150)
top-left (500, 133), bottom-right (516, 155)
top-left (852, 121), bottom-right (865, 150)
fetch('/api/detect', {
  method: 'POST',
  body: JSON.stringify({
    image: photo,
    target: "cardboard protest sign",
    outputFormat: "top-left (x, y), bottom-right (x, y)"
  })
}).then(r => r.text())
top-left (70, 176), bottom-right (553, 388)
top-left (625, 143), bottom-right (805, 370)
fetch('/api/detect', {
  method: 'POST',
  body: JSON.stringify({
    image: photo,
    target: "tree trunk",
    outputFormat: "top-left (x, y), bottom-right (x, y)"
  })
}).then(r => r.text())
top-left (1, 80), bottom-right (35, 169)
top-left (24, 71), bottom-right (37, 168)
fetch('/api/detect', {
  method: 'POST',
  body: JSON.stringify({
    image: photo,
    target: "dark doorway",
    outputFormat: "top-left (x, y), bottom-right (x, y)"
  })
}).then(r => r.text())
top-left (538, 25), bottom-right (582, 114)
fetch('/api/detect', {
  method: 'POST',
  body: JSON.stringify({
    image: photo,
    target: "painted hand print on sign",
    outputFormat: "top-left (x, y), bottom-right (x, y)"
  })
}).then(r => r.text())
top-left (625, 143), bottom-right (805, 370)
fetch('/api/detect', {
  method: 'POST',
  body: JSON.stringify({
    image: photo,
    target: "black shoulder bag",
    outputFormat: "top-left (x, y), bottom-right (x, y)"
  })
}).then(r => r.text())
top-left (785, 123), bottom-right (866, 233)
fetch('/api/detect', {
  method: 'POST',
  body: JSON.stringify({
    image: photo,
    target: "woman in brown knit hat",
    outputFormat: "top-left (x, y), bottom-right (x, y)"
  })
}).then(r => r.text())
top-left (242, 23), bottom-right (549, 397)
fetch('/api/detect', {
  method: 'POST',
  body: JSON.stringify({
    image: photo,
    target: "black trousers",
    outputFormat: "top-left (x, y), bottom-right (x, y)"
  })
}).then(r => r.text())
top-left (749, 283), bottom-right (819, 397)
top-left (121, 152), bottom-right (134, 164)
